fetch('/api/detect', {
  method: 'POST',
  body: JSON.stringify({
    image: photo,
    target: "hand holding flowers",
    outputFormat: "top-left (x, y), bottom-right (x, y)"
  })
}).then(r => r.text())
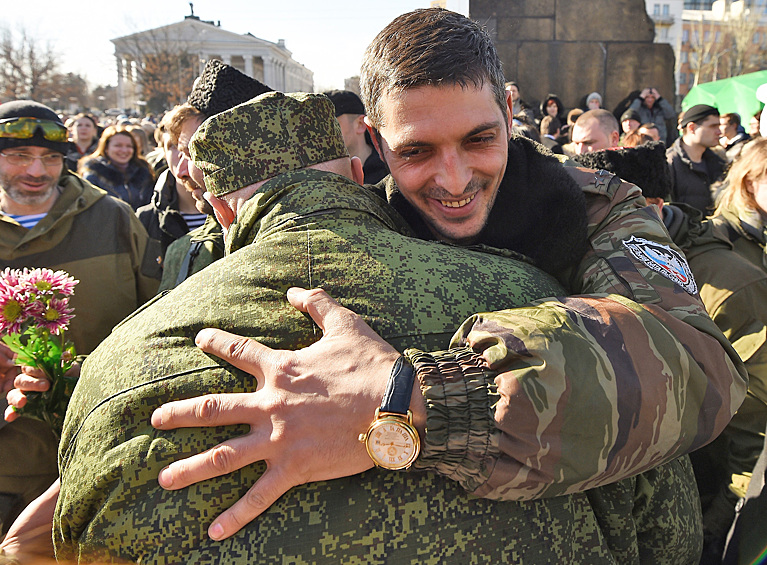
top-left (0, 267), bottom-right (78, 437)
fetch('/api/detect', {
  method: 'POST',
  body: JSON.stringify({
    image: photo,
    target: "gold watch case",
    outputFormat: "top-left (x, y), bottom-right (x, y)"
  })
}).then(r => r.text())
top-left (359, 408), bottom-right (420, 470)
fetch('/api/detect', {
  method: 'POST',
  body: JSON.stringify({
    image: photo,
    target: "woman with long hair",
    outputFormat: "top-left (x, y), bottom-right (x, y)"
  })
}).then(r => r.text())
top-left (78, 125), bottom-right (154, 210)
top-left (715, 136), bottom-right (767, 268)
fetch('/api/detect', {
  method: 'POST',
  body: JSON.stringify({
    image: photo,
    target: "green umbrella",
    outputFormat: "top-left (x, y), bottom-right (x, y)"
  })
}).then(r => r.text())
top-left (682, 69), bottom-right (767, 122)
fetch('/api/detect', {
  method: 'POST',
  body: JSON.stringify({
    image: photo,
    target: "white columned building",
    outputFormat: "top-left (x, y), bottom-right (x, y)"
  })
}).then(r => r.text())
top-left (111, 14), bottom-right (313, 112)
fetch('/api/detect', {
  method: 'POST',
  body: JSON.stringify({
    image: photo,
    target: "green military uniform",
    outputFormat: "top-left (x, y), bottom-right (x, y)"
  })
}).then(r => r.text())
top-left (159, 215), bottom-right (224, 291)
top-left (54, 93), bottom-right (745, 564)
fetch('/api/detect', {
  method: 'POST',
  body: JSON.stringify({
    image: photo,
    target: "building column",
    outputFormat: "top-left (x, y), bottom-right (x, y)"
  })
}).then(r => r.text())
top-left (244, 55), bottom-right (253, 78)
top-left (263, 56), bottom-right (275, 88)
top-left (222, 54), bottom-right (232, 65)
top-left (116, 57), bottom-right (125, 110)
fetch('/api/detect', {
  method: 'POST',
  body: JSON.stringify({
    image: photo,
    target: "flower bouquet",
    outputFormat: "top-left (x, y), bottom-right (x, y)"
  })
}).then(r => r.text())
top-left (0, 267), bottom-right (78, 437)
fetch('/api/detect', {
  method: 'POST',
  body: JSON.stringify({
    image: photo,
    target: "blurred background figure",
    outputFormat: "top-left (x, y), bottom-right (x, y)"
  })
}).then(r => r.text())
top-left (620, 109), bottom-right (642, 145)
top-left (586, 92), bottom-right (602, 110)
top-left (719, 112), bottom-right (750, 163)
top-left (64, 113), bottom-right (100, 172)
top-left (505, 81), bottom-right (535, 123)
top-left (638, 122), bottom-right (662, 142)
top-left (322, 90), bottom-right (388, 184)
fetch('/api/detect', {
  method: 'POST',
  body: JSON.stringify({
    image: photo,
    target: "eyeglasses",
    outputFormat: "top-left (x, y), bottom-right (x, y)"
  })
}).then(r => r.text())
top-left (0, 117), bottom-right (68, 142)
top-left (0, 152), bottom-right (64, 168)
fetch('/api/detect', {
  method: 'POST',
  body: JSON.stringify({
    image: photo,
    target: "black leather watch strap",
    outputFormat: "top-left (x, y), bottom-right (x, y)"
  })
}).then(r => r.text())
top-left (380, 356), bottom-right (415, 415)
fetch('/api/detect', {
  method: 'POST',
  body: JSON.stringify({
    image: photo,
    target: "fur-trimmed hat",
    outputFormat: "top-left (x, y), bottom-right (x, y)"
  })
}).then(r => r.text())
top-left (0, 100), bottom-right (69, 155)
top-left (190, 92), bottom-right (348, 196)
top-left (187, 60), bottom-right (273, 118)
top-left (571, 141), bottom-right (671, 200)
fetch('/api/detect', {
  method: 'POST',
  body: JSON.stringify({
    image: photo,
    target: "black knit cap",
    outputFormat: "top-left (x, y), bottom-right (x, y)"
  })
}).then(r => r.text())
top-left (620, 109), bottom-right (642, 123)
top-left (322, 90), bottom-right (366, 117)
top-left (187, 60), bottom-right (273, 118)
top-left (0, 100), bottom-right (69, 155)
top-left (572, 141), bottom-right (671, 200)
top-left (680, 104), bottom-right (719, 128)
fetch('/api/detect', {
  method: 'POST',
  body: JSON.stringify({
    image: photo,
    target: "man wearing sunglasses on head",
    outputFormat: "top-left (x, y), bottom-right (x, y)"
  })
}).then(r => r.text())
top-left (0, 101), bottom-right (161, 534)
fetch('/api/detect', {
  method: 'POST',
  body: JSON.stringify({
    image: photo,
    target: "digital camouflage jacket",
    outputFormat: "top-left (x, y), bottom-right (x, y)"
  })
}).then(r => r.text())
top-left (56, 168), bottom-right (705, 564)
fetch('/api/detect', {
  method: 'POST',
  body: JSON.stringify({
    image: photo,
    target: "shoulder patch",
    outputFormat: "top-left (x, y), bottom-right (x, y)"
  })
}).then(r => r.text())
top-left (623, 235), bottom-right (698, 294)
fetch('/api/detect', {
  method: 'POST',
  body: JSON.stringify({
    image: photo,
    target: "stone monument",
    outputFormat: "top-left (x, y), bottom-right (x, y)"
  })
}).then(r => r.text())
top-left (471, 0), bottom-right (677, 114)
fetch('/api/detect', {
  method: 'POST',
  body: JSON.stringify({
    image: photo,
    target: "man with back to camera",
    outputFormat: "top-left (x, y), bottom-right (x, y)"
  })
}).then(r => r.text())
top-left (136, 6), bottom-right (746, 560)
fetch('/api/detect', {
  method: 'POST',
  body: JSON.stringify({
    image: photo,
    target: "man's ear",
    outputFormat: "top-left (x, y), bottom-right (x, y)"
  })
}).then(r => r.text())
top-left (204, 192), bottom-right (236, 230)
top-left (610, 130), bottom-right (620, 148)
top-left (505, 90), bottom-right (514, 138)
top-left (355, 114), bottom-right (367, 135)
top-left (350, 156), bottom-right (364, 185)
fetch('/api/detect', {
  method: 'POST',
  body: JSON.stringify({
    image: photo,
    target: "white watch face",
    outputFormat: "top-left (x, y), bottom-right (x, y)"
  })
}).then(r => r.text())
top-left (367, 418), bottom-right (419, 470)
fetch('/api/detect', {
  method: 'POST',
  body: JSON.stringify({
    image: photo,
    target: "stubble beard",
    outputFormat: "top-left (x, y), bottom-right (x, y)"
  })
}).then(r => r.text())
top-left (0, 171), bottom-right (58, 209)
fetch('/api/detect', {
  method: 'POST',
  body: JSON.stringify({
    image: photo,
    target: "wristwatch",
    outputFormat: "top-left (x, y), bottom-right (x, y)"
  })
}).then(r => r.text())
top-left (358, 355), bottom-right (421, 470)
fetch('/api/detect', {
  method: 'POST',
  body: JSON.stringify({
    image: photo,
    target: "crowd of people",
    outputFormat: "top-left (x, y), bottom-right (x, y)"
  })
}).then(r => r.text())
top-left (0, 6), bottom-right (766, 564)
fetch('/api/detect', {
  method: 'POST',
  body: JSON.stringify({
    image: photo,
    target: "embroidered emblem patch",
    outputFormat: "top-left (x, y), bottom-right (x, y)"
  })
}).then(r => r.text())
top-left (623, 235), bottom-right (698, 294)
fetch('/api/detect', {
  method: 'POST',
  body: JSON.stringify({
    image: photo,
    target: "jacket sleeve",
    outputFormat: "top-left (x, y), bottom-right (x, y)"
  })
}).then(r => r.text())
top-left (408, 171), bottom-right (747, 501)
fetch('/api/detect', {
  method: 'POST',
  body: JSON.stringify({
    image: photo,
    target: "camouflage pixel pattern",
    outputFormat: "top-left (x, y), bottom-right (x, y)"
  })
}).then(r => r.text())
top-left (55, 169), bottom-right (700, 564)
top-left (407, 168), bottom-right (747, 502)
top-left (190, 92), bottom-right (348, 196)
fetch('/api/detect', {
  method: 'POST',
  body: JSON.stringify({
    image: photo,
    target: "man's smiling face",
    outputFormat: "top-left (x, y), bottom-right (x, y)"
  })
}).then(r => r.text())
top-left (371, 83), bottom-right (511, 245)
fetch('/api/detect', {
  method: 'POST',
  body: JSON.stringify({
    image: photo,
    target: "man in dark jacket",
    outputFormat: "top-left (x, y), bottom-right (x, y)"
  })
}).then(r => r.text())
top-left (667, 104), bottom-right (726, 215)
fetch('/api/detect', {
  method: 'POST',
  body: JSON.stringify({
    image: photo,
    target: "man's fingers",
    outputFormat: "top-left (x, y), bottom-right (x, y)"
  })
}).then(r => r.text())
top-left (14, 374), bottom-right (50, 392)
top-left (195, 328), bottom-right (271, 381)
top-left (4, 404), bottom-right (18, 422)
top-left (286, 287), bottom-right (357, 334)
top-left (207, 469), bottom-right (290, 540)
top-left (151, 392), bottom-right (257, 430)
top-left (158, 434), bottom-right (264, 490)
top-left (6, 388), bottom-right (27, 408)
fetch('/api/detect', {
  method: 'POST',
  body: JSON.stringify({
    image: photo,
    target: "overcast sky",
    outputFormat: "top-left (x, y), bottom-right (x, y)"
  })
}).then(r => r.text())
top-left (3, 0), bottom-right (471, 91)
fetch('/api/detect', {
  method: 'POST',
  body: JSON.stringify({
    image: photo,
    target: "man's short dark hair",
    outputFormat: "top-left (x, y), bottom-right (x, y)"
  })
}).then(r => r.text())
top-left (721, 112), bottom-right (741, 127)
top-left (360, 8), bottom-right (506, 130)
top-left (540, 116), bottom-right (561, 136)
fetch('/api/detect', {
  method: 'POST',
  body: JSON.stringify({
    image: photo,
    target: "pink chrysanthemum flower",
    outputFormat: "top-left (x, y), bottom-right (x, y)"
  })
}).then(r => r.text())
top-left (23, 268), bottom-right (78, 297)
top-left (0, 267), bottom-right (30, 298)
top-left (0, 290), bottom-right (30, 335)
top-left (33, 297), bottom-right (74, 335)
